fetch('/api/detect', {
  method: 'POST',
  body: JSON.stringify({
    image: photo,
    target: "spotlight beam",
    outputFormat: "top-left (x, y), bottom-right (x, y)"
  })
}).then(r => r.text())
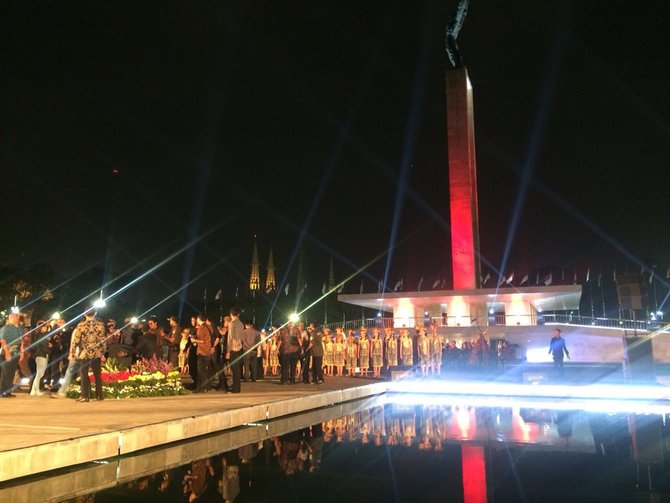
top-left (496, 18), bottom-right (570, 296)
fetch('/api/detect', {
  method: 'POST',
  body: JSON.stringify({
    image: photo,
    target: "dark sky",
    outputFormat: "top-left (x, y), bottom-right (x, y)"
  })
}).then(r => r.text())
top-left (2, 1), bottom-right (669, 314)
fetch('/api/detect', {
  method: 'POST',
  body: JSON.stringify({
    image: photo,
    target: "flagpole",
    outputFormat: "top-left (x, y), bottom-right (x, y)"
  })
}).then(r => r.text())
top-left (599, 272), bottom-right (606, 317)
top-left (252, 289), bottom-right (256, 326)
top-left (589, 279), bottom-right (594, 319)
top-left (652, 266), bottom-right (658, 314)
top-left (219, 296), bottom-right (224, 325)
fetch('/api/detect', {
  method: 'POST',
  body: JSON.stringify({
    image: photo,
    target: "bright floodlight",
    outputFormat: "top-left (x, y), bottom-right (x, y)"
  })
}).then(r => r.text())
top-left (51, 311), bottom-right (60, 320)
top-left (10, 306), bottom-right (20, 314)
top-left (130, 316), bottom-right (139, 324)
top-left (289, 312), bottom-right (300, 323)
top-left (93, 298), bottom-right (106, 309)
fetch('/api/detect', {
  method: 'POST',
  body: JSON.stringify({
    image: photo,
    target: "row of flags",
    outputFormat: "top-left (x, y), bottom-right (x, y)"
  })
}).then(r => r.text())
top-left (489, 266), bottom-right (670, 288)
top-left (203, 265), bottom-right (670, 300)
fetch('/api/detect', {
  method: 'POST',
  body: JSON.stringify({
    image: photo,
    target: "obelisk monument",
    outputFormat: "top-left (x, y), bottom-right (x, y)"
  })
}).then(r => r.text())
top-left (446, 0), bottom-right (481, 291)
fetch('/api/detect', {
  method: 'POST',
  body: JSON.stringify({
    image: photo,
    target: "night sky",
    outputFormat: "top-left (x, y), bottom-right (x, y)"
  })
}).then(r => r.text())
top-left (2, 1), bottom-right (669, 317)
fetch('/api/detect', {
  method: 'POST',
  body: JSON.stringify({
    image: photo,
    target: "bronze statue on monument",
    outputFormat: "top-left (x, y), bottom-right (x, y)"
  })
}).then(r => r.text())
top-left (445, 0), bottom-right (469, 69)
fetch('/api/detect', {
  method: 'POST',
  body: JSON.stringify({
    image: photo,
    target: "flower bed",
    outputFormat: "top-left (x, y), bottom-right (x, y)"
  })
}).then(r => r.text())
top-left (65, 357), bottom-right (188, 399)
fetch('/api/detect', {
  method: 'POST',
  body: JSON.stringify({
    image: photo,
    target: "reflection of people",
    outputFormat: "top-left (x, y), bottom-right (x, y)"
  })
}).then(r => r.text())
top-left (555, 410), bottom-right (575, 447)
top-left (548, 328), bottom-right (570, 376)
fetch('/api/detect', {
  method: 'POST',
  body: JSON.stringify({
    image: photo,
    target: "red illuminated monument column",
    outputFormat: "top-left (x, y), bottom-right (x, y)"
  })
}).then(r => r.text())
top-left (447, 67), bottom-right (481, 290)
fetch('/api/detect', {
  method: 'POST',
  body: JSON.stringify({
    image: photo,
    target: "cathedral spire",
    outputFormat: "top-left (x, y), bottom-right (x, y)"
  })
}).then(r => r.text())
top-left (265, 246), bottom-right (276, 294)
top-left (249, 236), bottom-right (261, 293)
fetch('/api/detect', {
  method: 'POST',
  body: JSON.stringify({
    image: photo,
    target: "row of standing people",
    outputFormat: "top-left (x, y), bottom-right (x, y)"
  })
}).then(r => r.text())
top-left (262, 322), bottom-right (448, 384)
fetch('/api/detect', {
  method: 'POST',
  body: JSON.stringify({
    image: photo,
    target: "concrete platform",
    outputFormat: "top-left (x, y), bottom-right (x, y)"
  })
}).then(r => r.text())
top-left (0, 396), bottom-right (386, 503)
top-left (0, 376), bottom-right (386, 482)
top-left (3, 368), bottom-right (668, 484)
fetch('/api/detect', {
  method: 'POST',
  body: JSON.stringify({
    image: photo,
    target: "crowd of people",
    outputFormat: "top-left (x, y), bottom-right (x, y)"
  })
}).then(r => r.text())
top-left (0, 308), bottom-right (523, 399)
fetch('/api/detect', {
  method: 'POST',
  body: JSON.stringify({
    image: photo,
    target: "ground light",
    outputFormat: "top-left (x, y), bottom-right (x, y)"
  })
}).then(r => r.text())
top-left (289, 312), bottom-right (300, 323)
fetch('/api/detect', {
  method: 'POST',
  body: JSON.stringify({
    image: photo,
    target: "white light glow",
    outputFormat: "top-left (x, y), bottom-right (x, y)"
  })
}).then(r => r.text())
top-left (93, 299), bottom-right (106, 309)
top-left (384, 391), bottom-right (670, 415)
top-left (387, 379), bottom-right (670, 402)
top-left (289, 312), bottom-right (300, 323)
top-left (525, 347), bottom-right (550, 363)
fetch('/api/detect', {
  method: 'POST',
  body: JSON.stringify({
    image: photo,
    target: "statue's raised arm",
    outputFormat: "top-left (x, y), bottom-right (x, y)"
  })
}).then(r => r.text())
top-left (445, 0), bottom-right (469, 69)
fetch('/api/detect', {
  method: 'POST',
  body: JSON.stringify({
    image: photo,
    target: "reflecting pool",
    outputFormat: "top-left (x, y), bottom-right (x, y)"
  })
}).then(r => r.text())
top-left (2, 394), bottom-right (669, 502)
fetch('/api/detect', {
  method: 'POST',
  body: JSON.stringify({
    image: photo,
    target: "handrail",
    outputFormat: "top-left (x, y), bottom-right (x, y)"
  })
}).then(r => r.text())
top-left (322, 315), bottom-right (670, 333)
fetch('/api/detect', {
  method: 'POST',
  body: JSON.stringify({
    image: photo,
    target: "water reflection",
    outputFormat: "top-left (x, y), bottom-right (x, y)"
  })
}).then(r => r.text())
top-left (5, 398), bottom-right (669, 502)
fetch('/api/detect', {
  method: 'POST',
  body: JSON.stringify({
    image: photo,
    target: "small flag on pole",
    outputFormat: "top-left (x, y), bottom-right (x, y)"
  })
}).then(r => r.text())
top-left (337, 284), bottom-right (344, 294)
top-left (520, 273), bottom-right (529, 286)
top-left (377, 281), bottom-right (382, 293)
top-left (505, 272), bottom-right (515, 285)
top-left (573, 272), bottom-right (577, 284)
top-left (417, 277), bottom-right (424, 291)
top-left (284, 283), bottom-right (290, 296)
top-left (440, 279), bottom-right (446, 289)
top-left (235, 286), bottom-right (239, 298)
top-left (586, 268), bottom-right (590, 283)
top-left (393, 280), bottom-right (401, 292)
top-left (203, 288), bottom-right (207, 301)
top-left (322, 283), bottom-right (326, 295)
top-left (359, 281), bottom-right (364, 294)
top-left (666, 265), bottom-right (670, 279)
top-left (543, 272), bottom-right (553, 286)
top-left (215, 289), bottom-right (222, 301)
top-left (483, 272), bottom-right (491, 286)
top-left (432, 279), bottom-right (441, 289)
